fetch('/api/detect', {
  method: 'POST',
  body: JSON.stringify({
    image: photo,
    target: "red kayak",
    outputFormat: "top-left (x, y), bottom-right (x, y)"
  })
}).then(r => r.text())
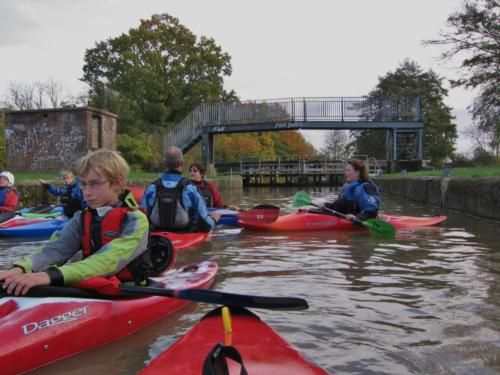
top-left (239, 209), bottom-right (447, 231)
top-left (140, 306), bottom-right (328, 375)
top-left (154, 231), bottom-right (209, 251)
top-left (0, 261), bottom-right (217, 375)
top-left (0, 215), bottom-right (56, 229)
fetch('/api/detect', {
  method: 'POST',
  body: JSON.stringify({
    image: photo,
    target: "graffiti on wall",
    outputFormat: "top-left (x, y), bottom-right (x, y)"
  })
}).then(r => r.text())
top-left (5, 121), bottom-right (87, 170)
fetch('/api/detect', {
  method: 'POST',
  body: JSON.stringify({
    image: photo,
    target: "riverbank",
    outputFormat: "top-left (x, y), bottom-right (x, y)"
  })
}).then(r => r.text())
top-left (12, 178), bottom-right (243, 208)
top-left (375, 176), bottom-right (500, 222)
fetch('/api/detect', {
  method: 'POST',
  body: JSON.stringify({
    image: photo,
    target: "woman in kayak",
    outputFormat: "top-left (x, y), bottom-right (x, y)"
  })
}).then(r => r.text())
top-left (0, 171), bottom-right (19, 213)
top-left (188, 163), bottom-right (225, 208)
top-left (322, 159), bottom-right (380, 222)
top-left (0, 149), bottom-right (153, 296)
top-left (39, 171), bottom-right (86, 218)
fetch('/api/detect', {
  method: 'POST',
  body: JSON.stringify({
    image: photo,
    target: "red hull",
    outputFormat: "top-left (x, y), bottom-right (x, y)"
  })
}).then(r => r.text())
top-left (0, 262), bottom-right (217, 375)
top-left (141, 307), bottom-right (328, 375)
top-left (0, 215), bottom-right (53, 228)
top-left (240, 210), bottom-right (447, 231)
top-left (153, 231), bottom-right (209, 250)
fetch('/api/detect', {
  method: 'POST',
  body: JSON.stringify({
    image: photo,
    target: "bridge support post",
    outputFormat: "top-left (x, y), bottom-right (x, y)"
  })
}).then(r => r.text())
top-left (202, 132), bottom-right (215, 175)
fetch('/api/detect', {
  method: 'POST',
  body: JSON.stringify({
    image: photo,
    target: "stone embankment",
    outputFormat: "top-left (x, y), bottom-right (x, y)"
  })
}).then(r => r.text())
top-left (14, 178), bottom-right (243, 208)
top-left (375, 176), bottom-right (500, 222)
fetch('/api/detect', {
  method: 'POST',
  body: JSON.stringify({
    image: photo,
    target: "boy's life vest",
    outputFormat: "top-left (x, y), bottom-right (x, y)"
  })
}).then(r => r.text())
top-left (80, 191), bottom-right (173, 283)
top-left (153, 178), bottom-right (194, 232)
top-left (61, 182), bottom-right (84, 218)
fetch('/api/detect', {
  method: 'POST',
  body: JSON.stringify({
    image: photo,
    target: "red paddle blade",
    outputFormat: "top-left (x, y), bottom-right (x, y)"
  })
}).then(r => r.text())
top-left (237, 208), bottom-right (280, 224)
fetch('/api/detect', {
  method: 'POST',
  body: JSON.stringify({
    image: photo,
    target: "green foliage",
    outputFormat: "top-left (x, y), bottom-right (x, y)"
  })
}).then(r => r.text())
top-left (82, 13), bottom-right (233, 135)
top-left (424, 0), bottom-right (499, 156)
top-left (383, 166), bottom-right (500, 178)
top-left (117, 133), bottom-right (162, 171)
top-left (352, 60), bottom-right (458, 165)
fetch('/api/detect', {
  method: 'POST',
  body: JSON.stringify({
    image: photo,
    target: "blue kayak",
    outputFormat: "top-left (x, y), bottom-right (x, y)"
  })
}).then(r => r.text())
top-left (0, 218), bottom-right (68, 238)
top-left (209, 208), bottom-right (239, 227)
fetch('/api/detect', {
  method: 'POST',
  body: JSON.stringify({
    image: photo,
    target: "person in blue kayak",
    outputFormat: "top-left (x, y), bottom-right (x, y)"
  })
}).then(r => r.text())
top-left (321, 159), bottom-right (380, 222)
top-left (0, 171), bottom-right (19, 213)
top-left (39, 171), bottom-right (86, 218)
top-left (0, 149), bottom-right (153, 295)
top-left (141, 146), bottom-right (220, 232)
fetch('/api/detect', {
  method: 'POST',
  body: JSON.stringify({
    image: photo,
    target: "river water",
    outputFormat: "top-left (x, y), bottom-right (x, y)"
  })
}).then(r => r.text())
top-left (1, 186), bottom-right (500, 374)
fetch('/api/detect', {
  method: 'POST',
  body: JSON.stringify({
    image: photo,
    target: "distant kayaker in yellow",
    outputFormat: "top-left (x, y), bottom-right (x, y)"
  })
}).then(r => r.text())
top-left (0, 149), bottom-right (153, 296)
top-left (321, 159), bottom-right (380, 222)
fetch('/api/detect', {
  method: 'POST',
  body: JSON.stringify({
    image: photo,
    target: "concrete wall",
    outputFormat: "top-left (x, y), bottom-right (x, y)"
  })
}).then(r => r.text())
top-left (375, 176), bottom-right (500, 222)
top-left (5, 107), bottom-right (117, 172)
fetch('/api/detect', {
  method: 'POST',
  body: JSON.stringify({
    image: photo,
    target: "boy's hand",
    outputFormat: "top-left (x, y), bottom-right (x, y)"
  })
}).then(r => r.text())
top-left (0, 266), bottom-right (24, 281)
top-left (1, 271), bottom-right (51, 295)
top-left (38, 178), bottom-right (48, 186)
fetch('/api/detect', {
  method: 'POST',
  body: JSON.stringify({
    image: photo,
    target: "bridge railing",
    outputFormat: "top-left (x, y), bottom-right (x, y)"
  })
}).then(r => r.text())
top-left (164, 97), bottom-right (422, 149)
top-left (239, 155), bottom-right (387, 177)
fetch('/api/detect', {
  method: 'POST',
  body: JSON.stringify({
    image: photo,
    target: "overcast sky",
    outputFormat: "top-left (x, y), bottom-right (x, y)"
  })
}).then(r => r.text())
top-left (0, 0), bottom-right (476, 154)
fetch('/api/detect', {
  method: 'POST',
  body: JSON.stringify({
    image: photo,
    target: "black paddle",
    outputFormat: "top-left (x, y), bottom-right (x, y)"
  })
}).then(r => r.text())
top-left (0, 282), bottom-right (308, 311)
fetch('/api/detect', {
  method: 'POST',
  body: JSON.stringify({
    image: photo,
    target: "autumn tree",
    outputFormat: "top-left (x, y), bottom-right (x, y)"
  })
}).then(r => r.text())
top-left (424, 0), bottom-right (499, 156)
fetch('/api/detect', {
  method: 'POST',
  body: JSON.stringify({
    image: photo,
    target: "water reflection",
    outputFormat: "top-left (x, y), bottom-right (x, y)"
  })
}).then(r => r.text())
top-left (1, 187), bottom-right (499, 374)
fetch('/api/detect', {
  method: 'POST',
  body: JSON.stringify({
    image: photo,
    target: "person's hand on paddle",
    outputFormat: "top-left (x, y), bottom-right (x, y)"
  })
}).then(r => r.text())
top-left (345, 214), bottom-right (356, 221)
top-left (38, 178), bottom-right (49, 187)
top-left (210, 213), bottom-right (221, 222)
top-left (1, 269), bottom-right (51, 295)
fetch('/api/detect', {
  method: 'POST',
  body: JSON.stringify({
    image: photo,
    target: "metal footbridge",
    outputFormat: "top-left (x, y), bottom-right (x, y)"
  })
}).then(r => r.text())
top-left (163, 97), bottom-right (423, 165)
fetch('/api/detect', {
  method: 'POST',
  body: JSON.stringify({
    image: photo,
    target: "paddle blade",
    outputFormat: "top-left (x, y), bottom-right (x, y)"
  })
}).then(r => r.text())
top-left (236, 207), bottom-right (280, 224)
top-left (362, 219), bottom-right (396, 238)
top-left (292, 191), bottom-right (314, 208)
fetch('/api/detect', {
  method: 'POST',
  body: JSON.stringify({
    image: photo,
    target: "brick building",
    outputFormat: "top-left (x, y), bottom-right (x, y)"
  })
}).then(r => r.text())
top-left (5, 107), bottom-right (117, 172)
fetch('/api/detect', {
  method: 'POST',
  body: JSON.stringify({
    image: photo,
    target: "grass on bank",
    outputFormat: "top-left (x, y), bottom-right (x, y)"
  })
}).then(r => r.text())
top-left (383, 166), bottom-right (500, 178)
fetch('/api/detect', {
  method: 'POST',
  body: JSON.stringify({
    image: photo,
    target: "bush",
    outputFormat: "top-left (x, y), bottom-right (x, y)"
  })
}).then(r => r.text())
top-left (451, 153), bottom-right (474, 168)
top-left (117, 133), bottom-right (163, 172)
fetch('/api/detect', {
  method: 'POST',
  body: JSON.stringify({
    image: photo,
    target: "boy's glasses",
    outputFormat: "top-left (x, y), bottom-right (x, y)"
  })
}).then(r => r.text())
top-left (189, 169), bottom-right (199, 173)
top-left (80, 180), bottom-right (109, 191)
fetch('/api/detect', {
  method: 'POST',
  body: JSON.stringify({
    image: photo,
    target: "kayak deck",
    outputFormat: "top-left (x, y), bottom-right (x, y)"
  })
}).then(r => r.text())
top-left (0, 261), bottom-right (218, 375)
top-left (239, 209), bottom-right (447, 232)
top-left (140, 306), bottom-right (328, 375)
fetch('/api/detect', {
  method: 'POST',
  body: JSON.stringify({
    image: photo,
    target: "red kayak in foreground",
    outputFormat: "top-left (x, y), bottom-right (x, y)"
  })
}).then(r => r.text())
top-left (239, 209), bottom-right (447, 231)
top-left (140, 306), bottom-right (328, 375)
top-left (0, 261), bottom-right (217, 375)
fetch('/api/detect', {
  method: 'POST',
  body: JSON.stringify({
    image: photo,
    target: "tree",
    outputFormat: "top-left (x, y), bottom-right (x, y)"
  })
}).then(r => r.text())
top-left (82, 13), bottom-right (233, 134)
top-left (321, 130), bottom-right (352, 160)
top-left (424, 0), bottom-right (499, 156)
top-left (352, 60), bottom-right (458, 165)
top-left (2, 78), bottom-right (75, 110)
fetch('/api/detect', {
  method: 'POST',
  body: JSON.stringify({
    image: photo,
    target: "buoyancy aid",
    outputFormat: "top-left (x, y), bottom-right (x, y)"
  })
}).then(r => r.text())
top-left (329, 180), bottom-right (380, 215)
top-left (0, 187), bottom-right (18, 206)
top-left (153, 178), bottom-right (193, 232)
top-left (195, 180), bottom-right (214, 208)
top-left (61, 182), bottom-right (83, 218)
top-left (80, 192), bottom-right (154, 283)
